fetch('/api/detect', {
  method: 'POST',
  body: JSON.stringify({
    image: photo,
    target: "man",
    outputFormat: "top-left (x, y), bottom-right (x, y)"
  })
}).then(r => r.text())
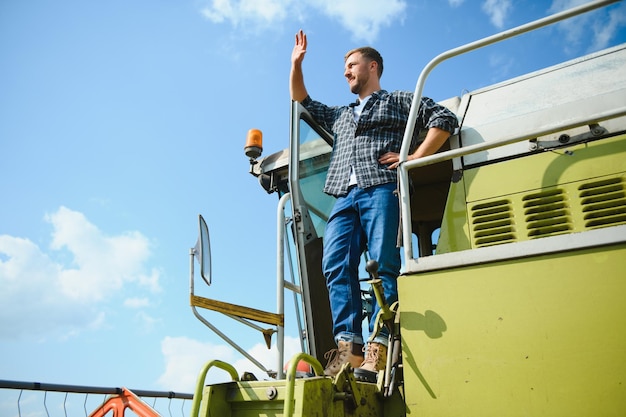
top-left (290, 30), bottom-right (458, 381)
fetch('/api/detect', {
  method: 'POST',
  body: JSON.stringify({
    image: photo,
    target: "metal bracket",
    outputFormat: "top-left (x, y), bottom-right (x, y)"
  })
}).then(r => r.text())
top-left (529, 123), bottom-right (607, 151)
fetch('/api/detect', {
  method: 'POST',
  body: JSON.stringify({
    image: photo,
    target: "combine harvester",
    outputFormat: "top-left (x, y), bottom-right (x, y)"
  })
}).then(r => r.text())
top-left (188, 1), bottom-right (626, 416)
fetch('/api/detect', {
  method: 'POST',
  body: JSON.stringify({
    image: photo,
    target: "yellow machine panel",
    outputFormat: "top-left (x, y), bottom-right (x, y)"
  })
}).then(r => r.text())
top-left (398, 244), bottom-right (626, 416)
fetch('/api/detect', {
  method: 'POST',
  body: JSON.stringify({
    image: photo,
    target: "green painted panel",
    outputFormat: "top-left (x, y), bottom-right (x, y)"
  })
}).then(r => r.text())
top-left (399, 244), bottom-right (626, 416)
top-left (464, 134), bottom-right (626, 202)
top-left (436, 180), bottom-right (471, 253)
top-left (198, 376), bottom-right (397, 417)
top-left (436, 134), bottom-right (626, 252)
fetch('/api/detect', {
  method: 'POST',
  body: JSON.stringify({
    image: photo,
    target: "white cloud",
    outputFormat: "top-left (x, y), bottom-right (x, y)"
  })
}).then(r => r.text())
top-left (46, 207), bottom-right (161, 302)
top-left (590, 5), bottom-right (626, 51)
top-left (549, 0), bottom-right (586, 11)
top-left (312, 0), bottom-right (407, 43)
top-left (549, 0), bottom-right (592, 52)
top-left (157, 336), bottom-right (238, 391)
top-left (200, 0), bottom-right (407, 43)
top-left (201, 0), bottom-right (292, 28)
top-left (482, 0), bottom-right (512, 29)
top-left (157, 335), bottom-right (304, 392)
top-left (448, 0), bottom-right (465, 7)
top-left (549, 0), bottom-right (626, 54)
top-left (0, 206), bottom-right (161, 340)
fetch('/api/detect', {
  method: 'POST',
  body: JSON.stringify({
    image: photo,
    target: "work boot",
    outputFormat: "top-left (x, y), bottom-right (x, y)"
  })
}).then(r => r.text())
top-left (354, 342), bottom-right (387, 382)
top-left (323, 341), bottom-right (364, 377)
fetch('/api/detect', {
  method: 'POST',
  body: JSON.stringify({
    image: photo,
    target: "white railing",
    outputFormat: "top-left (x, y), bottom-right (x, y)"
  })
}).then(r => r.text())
top-left (397, 0), bottom-right (621, 263)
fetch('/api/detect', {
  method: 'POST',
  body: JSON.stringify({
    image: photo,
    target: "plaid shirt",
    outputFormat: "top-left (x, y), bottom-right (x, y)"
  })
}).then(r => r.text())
top-left (302, 90), bottom-right (458, 197)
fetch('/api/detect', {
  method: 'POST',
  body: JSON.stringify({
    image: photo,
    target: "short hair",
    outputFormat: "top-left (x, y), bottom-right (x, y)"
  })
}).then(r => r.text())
top-left (345, 47), bottom-right (383, 78)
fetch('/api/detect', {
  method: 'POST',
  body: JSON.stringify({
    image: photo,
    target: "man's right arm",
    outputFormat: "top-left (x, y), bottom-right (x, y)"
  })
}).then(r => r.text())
top-left (290, 30), bottom-right (308, 102)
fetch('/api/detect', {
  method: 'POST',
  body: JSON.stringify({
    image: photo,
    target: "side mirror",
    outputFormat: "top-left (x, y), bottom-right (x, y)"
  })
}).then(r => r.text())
top-left (193, 214), bottom-right (212, 286)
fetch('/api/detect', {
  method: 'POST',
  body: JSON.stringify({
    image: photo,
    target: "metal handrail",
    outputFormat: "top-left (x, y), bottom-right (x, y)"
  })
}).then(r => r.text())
top-left (397, 0), bottom-right (621, 263)
top-left (283, 353), bottom-right (324, 417)
top-left (190, 360), bottom-right (239, 417)
top-left (0, 380), bottom-right (193, 398)
top-left (276, 192), bottom-right (291, 379)
top-left (0, 380), bottom-right (192, 417)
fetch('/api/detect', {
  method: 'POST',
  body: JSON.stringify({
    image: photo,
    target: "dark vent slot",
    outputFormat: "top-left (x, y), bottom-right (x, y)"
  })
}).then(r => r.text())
top-left (526, 208), bottom-right (569, 222)
top-left (475, 225), bottom-right (515, 237)
top-left (523, 188), bottom-right (562, 200)
top-left (585, 214), bottom-right (626, 227)
top-left (523, 195), bottom-right (565, 208)
top-left (527, 215), bottom-right (571, 236)
top-left (580, 190), bottom-right (626, 205)
top-left (584, 206), bottom-right (626, 220)
top-left (472, 212), bottom-right (511, 224)
top-left (471, 199), bottom-right (510, 211)
top-left (473, 219), bottom-right (513, 230)
top-left (583, 199), bottom-right (626, 213)
top-left (475, 233), bottom-right (516, 247)
top-left (579, 177), bottom-right (622, 194)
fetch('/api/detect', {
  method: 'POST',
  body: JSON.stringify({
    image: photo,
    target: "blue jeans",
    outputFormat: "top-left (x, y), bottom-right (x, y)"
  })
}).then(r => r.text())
top-left (322, 182), bottom-right (400, 346)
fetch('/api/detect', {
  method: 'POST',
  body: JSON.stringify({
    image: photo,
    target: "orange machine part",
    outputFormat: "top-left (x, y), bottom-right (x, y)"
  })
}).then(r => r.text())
top-left (88, 387), bottom-right (159, 417)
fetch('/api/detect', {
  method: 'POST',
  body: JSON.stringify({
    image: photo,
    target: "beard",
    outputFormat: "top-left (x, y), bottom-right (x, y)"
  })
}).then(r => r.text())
top-left (350, 80), bottom-right (362, 94)
top-left (348, 72), bottom-right (368, 95)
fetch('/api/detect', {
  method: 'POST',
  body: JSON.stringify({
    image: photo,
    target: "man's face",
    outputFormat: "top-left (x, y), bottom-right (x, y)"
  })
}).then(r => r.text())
top-left (344, 52), bottom-right (371, 95)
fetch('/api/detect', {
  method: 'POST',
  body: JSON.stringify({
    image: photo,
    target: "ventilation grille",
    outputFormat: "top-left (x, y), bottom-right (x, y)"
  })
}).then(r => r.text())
top-left (466, 175), bottom-right (625, 249)
top-left (579, 177), bottom-right (626, 229)
top-left (523, 189), bottom-right (572, 239)
top-left (470, 199), bottom-right (516, 247)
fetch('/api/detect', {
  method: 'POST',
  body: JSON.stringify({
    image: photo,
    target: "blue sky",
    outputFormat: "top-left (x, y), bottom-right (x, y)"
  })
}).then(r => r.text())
top-left (1, 0), bottom-right (625, 412)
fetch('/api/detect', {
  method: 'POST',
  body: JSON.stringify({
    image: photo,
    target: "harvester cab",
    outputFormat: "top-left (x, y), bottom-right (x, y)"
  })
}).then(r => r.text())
top-left (187, 1), bottom-right (626, 416)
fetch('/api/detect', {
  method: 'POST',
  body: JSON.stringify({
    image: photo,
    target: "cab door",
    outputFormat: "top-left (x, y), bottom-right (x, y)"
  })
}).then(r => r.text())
top-left (288, 101), bottom-right (336, 359)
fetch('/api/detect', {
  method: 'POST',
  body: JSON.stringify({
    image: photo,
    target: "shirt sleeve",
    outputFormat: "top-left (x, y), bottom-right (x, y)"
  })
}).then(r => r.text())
top-left (418, 96), bottom-right (459, 134)
top-left (300, 95), bottom-right (344, 134)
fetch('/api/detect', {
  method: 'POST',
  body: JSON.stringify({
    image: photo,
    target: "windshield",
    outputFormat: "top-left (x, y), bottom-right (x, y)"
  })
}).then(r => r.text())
top-left (297, 117), bottom-right (335, 238)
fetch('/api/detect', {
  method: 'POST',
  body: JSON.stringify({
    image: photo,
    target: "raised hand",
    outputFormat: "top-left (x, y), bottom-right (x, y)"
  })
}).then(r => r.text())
top-left (292, 30), bottom-right (307, 66)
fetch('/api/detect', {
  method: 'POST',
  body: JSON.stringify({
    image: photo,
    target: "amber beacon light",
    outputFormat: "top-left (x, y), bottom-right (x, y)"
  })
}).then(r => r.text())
top-left (244, 128), bottom-right (263, 161)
